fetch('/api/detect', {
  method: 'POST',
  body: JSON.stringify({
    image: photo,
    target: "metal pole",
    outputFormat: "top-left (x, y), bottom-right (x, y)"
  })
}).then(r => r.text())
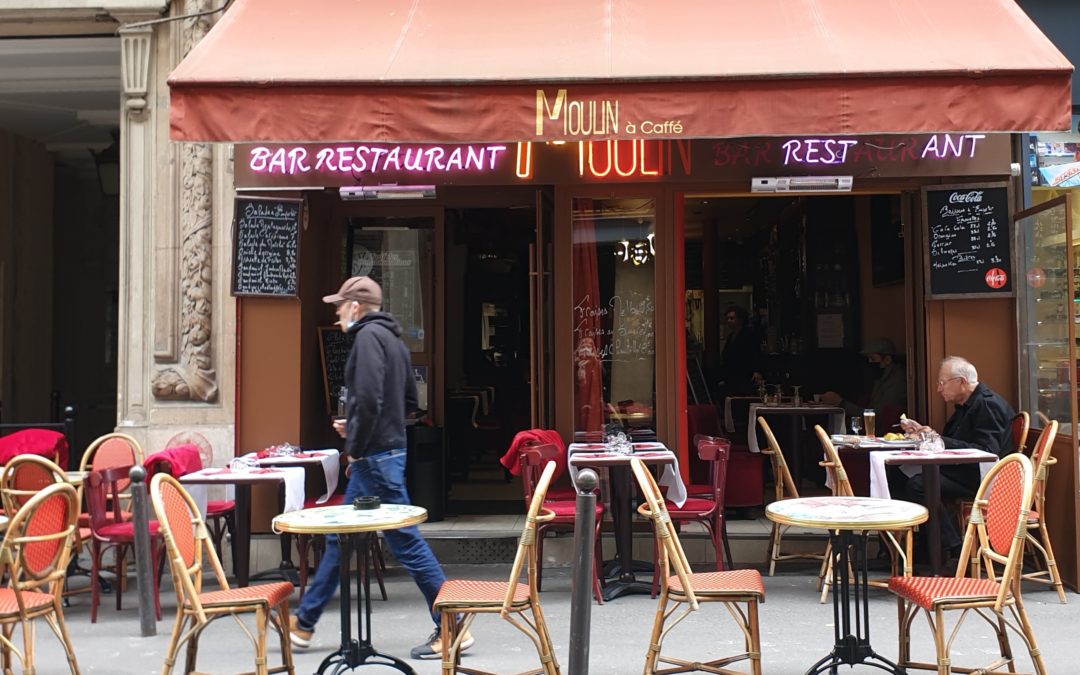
top-left (129, 466), bottom-right (158, 636)
top-left (568, 468), bottom-right (598, 675)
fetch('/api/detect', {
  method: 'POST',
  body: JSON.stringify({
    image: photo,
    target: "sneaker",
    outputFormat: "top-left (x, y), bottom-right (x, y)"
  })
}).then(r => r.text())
top-left (289, 615), bottom-right (313, 648)
top-left (410, 628), bottom-right (474, 660)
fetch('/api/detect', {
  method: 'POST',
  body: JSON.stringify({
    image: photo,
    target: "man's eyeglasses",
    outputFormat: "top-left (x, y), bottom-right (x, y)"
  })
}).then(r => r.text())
top-left (937, 376), bottom-right (962, 387)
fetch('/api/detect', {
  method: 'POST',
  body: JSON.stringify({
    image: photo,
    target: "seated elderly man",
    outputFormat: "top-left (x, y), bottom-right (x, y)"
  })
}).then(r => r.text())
top-left (899, 356), bottom-right (1015, 560)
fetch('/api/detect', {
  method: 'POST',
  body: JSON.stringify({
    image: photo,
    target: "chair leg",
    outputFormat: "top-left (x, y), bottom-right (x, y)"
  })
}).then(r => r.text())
top-left (1034, 524), bottom-right (1067, 604)
top-left (767, 522), bottom-right (782, 576)
top-left (20, 618), bottom-right (33, 675)
top-left (747, 598), bottom-right (762, 675)
top-left (933, 607), bottom-right (950, 675)
top-left (275, 601), bottom-right (295, 675)
top-left (592, 519), bottom-right (604, 605)
top-left (643, 590), bottom-right (670, 674)
top-left (296, 534), bottom-right (311, 600)
top-left (161, 611), bottom-right (187, 675)
top-left (536, 530), bottom-right (546, 592)
top-left (721, 520), bottom-right (734, 571)
top-left (254, 605), bottom-right (269, 675)
top-left (530, 602), bottom-right (561, 675)
top-left (1012, 589), bottom-right (1048, 675)
top-left (89, 541), bottom-right (101, 624)
top-left (370, 537), bottom-right (388, 601)
top-left (439, 611), bottom-right (458, 675)
top-left (115, 545), bottom-right (126, 612)
top-left (47, 601), bottom-right (81, 675)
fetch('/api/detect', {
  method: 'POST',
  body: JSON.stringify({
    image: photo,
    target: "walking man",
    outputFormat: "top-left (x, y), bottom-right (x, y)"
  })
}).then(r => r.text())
top-left (290, 276), bottom-right (471, 659)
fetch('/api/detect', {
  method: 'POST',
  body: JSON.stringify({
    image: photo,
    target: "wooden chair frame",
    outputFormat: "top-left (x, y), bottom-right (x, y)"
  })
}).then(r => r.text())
top-left (757, 417), bottom-right (826, 576)
top-left (435, 461), bottom-right (561, 675)
top-left (0, 482), bottom-right (80, 675)
top-left (150, 473), bottom-right (295, 675)
top-left (631, 457), bottom-right (764, 675)
top-left (889, 453), bottom-right (1046, 675)
top-left (1014, 421), bottom-right (1064, 602)
top-left (815, 426), bottom-right (913, 603)
top-left (0, 454), bottom-right (67, 515)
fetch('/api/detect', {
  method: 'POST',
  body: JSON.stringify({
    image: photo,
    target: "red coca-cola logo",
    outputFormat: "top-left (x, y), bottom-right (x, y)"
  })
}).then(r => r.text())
top-left (985, 267), bottom-right (1008, 289)
top-left (1026, 268), bottom-right (1046, 288)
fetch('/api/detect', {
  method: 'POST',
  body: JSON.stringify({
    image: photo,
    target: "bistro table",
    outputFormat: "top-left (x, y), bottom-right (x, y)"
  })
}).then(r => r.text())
top-left (767, 496), bottom-right (928, 675)
top-left (568, 441), bottom-right (685, 601)
top-left (180, 466), bottom-right (305, 586)
top-left (273, 503), bottom-right (427, 675)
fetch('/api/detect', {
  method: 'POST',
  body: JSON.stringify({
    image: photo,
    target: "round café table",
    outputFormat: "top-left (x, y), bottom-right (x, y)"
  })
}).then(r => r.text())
top-left (767, 496), bottom-right (928, 675)
top-left (273, 503), bottom-right (426, 675)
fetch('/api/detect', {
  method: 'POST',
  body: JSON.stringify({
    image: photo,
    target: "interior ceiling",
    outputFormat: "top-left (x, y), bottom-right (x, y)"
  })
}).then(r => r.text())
top-left (684, 196), bottom-right (801, 242)
top-left (0, 36), bottom-right (121, 173)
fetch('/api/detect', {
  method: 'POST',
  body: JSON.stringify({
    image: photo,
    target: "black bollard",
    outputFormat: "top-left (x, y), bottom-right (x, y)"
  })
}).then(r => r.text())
top-left (569, 468), bottom-right (598, 675)
top-left (129, 466), bottom-right (158, 636)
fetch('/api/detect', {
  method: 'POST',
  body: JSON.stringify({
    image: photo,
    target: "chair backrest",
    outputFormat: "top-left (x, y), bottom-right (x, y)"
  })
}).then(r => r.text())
top-left (630, 457), bottom-right (699, 610)
top-left (0, 481), bottom-right (78, 603)
top-left (694, 434), bottom-right (732, 503)
top-left (85, 464), bottom-right (135, 536)
top-left (0, 454), bottom-right (67, 514)
top-left (80, 433), bottom-right (143, 496)
top-left (814, 425), bottom-right (853, 498)
top-left (503, 460), bottom-right (556, 612)
top-left (1027, 420), bottom-right (1058, 509)
top-left (757, 416), bottom-right (799, 500)
top-left (150, 473), bottom-right (230, 617)
top-left (519, 443), bottom-right (559, 507)
top-left (960, 453), bottom-right (1034, 611)
top-left (1011, 412), bottom-right (1031, 456)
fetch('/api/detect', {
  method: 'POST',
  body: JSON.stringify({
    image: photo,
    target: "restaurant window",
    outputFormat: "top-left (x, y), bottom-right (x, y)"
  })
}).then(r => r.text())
top-left (572, 197), bottom-right (656, 435)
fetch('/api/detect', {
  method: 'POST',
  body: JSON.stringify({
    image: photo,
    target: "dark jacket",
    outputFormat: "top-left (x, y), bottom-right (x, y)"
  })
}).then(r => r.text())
top-left (940, 382), bottom-right (1015, 490)
top-left (343, 312), bottom-right (418, 460)
top-left (720, 327), bottom-right (762, 394)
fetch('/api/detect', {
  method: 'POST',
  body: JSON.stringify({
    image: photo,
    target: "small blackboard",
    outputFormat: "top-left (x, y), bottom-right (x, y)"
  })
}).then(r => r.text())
top-left (231, 197), bottom-right (301, 297)
top-left (318, 326), bottom-right (355, 416)
top-left (924, 183), bottom-right (1013, 299)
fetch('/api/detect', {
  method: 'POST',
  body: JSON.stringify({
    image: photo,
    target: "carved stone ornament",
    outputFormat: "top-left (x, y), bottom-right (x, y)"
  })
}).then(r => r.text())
top-left (152, 0), bottom-right (218, 402)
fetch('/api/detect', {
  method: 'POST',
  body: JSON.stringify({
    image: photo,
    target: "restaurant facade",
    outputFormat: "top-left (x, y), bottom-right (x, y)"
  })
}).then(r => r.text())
top-left (3, 1), bottom-right (1080, 584)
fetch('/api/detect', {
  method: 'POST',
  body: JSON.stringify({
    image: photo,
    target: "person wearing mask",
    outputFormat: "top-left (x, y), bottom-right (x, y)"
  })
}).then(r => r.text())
top-left (820, 338), bottom-right (907, 422)
top-left (289, 276), bottom-right (467, 660)
top-left (719, 305), bottom-right (763, 395)
top-left (899, 356), bottom-right (1015, 563)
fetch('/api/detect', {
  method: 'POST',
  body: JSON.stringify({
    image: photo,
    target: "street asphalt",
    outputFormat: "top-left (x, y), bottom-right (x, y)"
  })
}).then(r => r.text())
top-left (40, 561), bottom-right (1077, 674)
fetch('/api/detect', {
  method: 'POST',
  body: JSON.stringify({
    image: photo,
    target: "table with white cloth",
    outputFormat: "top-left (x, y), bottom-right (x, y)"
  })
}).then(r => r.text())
top-left (748, 403), bottom-right (845, 486)
top-left (568, 441), bottom-right (686, 601)
top-left (180, 466), bottom-right (306, 587)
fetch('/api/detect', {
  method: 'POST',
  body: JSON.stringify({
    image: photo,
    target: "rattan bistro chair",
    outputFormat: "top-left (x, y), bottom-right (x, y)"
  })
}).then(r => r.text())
top-left (888, 453), bottom-right (1046, 675)
top-left (630, 457), bottom-right (764, 675)
top-left (1014, 420), bottom-right (1065, 602)
top-left (758, 416), bottom-right (826, 576)
top-left (0, 482), bottom-right (81, 675)
top-left (150, 473), bottom-right (295, 675)
top-left (434, 460), bottom-right (561, 675)
top-left (0, 454), bottom-right (67, 514)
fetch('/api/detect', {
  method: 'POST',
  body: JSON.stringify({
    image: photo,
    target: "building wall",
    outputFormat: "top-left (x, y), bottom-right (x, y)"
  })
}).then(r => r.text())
top-left (1020, 1), bottom-right (1080, 106)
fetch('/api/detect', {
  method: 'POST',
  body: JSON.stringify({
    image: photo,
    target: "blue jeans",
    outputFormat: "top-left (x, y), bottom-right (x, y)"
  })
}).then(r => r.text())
top-left (296, 448), bottom-right (446, 630)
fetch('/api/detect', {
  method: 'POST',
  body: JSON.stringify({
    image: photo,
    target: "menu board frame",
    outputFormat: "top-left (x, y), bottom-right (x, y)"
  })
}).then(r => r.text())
top-left (231, 196), bottom-right (303, 298)
top-left (317, 325), bottom-right (355, 418)
top-left (922, 182), bottom-right (1014, 300)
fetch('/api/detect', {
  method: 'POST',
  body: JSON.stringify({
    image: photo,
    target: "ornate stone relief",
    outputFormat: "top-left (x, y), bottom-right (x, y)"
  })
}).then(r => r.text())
top-left (151, 0), bottom-right (218, 402)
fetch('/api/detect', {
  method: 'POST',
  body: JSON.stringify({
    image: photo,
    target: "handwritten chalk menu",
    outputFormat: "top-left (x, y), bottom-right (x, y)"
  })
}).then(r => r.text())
top-left (231, 197), bottom-right (301, 297)
top-left (318, 326), bottom-right (355, 416)
top-left (924, 184), bottom-right (1012, 298)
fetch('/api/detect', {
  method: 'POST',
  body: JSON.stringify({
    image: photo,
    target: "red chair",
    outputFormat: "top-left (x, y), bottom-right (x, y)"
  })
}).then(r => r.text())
top-left (78, 433), bottom-right (144, 532)
top-left (520, 443), bottom-right (605, 604)
top-left (651, 436), bottom-right (733, 597)
top-left (85, 465), bottom-right (165, 623)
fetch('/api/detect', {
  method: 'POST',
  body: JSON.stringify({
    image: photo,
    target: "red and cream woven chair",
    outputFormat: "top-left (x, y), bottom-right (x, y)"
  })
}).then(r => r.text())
top-left (0, 454), bottom-right (68, 514)
top-left (150, 473), bottom-right (295, 675)
top-left (434, 460), bottom-right (561, 675)
top-left (0, 481), bottom-right (81, 675)
top-left (1014, 420), bottom-right (1065, 602)
top-left (630, 457), bottom-right (764, 675)
top-left (815, 426), bottom-right (913, 603)
top-left (758, 416), bottom-right (827, 576)
top-left (888, 453), bottom-right (1046, 675)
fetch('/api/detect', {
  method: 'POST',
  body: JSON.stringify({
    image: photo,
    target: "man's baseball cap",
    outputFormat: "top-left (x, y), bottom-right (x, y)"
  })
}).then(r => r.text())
top-left (860, 337), bottom-right (897, 356)
top-left (322, 276), bottom-right (382, 305)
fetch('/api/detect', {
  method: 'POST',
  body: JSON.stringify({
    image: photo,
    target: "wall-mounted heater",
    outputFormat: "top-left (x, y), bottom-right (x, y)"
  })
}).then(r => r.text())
top-left (750, 176), bottom-right (853, 193)
top-left (339, 185), bottom-right (436, 200)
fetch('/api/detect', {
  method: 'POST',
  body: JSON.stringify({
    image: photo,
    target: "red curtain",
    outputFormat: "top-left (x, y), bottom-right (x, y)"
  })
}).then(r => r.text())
top-left (572, 198), bottom-right (604, 432)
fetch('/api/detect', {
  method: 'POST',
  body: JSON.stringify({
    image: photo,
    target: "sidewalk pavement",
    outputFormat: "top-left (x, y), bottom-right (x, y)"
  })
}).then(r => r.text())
top-left (45, 563), bottom-right (1076, 674)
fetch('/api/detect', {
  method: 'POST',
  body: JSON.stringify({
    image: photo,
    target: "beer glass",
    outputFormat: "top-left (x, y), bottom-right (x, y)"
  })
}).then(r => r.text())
top-left (863, 409), bottom-right (876, 438)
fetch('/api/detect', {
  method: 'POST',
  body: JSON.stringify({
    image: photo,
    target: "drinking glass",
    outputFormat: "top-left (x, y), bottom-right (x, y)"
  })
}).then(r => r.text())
top-left (850, 416), bottom-right (863, 435)
top-left (863, 409), bottom-right (876, 438)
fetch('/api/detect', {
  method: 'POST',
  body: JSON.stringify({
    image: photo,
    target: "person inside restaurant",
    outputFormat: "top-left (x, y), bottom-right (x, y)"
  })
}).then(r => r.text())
top-left (718, 305), bottom-right (764, 396)
top-left (819, 337), bottom-right (907, 429)
top-left (898, 356), bottom-right (1016, 563)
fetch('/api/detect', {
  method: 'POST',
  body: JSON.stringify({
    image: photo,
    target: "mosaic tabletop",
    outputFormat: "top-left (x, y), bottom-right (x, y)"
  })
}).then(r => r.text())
top-left (766, 496), bottom-right (928, 531)
top-left (273, 503), bottom-right (426, 534)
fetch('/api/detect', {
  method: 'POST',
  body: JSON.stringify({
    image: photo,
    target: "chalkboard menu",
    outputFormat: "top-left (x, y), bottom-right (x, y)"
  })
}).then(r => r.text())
top-left (318, 326), bottom-right (355, 416)
top-left (231, 197), bottom-right (301, 297)
top-left (924, 183), bottom-right (1013, 298)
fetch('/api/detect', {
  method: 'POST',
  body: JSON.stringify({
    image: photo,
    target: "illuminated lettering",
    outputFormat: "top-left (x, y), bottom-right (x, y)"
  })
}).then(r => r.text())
top-left (535, 88), bottom-right (618, 137)
top-left (486, 146), bottom-right (507, 169)
top-left (639, 140), bottom-right (659, 176)
top-left (613, 140), bottom-right (637, 177)
top-left (425, 147), bottom-right (445, 171)
top-left (586, 142), bottom-right (613, 177)
top-left (781, 139), bottom-right (858, 165)
top-left (384, 146), bottom-right (401, 172)
top-left (515, 142), bottom-right (533, 179)
top-left (446, 147), bottom-right (464, 171)
top-left (920, 134), bottom-right (985, 159)
top-left (536, 89), bottom-right (567, 135)
top-left (249, 147), bottom-right (271, 172)
top-left (466, 146), bottom-right (486, 171)
top-left (369, 147), bottom-right (388, 172)
top-left (402, 148), bottom-right (423, 171)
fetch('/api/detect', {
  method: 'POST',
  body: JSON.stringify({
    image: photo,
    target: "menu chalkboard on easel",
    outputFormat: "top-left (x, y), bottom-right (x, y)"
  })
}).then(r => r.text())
top-left (231, 197), bottom-right (301, 297)
top-left (318, 326), bottom-right (355, 416)
top-left (924, 183), bottom-right (1013, 299)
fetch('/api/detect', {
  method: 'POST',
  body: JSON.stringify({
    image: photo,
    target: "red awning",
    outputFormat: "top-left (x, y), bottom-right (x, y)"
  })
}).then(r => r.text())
top-left (169, 0), bottom-right (1073, 143)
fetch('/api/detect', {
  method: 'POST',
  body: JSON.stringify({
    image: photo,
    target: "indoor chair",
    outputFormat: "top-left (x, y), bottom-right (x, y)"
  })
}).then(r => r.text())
top-left (519, 443), bottom-right (604, 604)
top-left (0, 482), bottom-right (81, 675)
top-left (85, 465), bottom-right (164, 623)
top-left (150, 473), bottom-right (295, 675)
top-left (758, 416), bottom-right (826, 576)
top-left (888, 453), bottom-right (1046, 675)
top-left (815, 425), bottom-right (913, 603)
top-left (434, 460), bottom-right (561, 675)
top-left (630, 457), bottom-right (764, 675)
top-left (1013, 420), bottom-right (1065, 602)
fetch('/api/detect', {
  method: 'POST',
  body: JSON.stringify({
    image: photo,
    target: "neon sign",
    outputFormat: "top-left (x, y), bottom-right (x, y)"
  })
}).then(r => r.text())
top-left (248, 144), bottom-right (509, 176)
top-left (780, 134), bottom-right (987, 166)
